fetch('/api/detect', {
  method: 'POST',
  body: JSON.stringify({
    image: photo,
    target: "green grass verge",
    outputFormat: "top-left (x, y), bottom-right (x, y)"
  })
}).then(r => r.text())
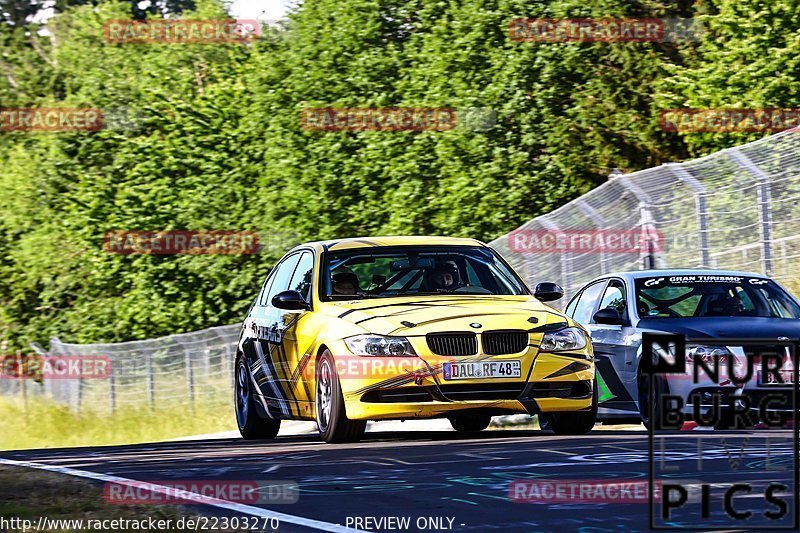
top-left (0, 466), bottom-right (245, 532)
top-left (0, 396), bottom-right (236, 451)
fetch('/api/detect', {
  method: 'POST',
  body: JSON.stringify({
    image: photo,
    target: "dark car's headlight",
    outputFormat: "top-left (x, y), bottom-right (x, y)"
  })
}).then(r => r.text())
top-left (345, 335), bottom-right (417, 357)
top-left (686, 344), bottom-right (737, 365)
top-left (539, 327), bottom-right (588, 353)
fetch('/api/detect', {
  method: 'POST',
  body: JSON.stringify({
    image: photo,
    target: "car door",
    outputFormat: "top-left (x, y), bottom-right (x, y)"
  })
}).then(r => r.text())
top-left (245, 252), bottom-right (301, 419)
top-left (279, 250), bottom-right (319, 417)
top-left (584, 278), bottom-right (640, 414)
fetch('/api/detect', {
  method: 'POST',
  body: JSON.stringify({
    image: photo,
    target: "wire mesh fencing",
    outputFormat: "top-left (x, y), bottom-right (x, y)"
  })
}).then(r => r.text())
top-left (490, 128), bottom-right (800, 304)
top-left (3, 325), bottom-right (242, 414)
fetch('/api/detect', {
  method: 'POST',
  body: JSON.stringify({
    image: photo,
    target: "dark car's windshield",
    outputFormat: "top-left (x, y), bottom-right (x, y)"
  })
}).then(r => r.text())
top-left (634, 275), bottom-right (800, 319)
top-left (321, 246), bottom-right (527, 300)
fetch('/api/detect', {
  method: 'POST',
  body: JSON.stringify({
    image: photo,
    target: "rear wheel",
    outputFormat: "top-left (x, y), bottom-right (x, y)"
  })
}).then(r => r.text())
top-left (540, 380), bottom-right (598, 435)
top-left (449, 414), bottom-right (492, 433)
top-left (316, 350), bottom-right (367, 443)
top-left (235, 355), bottom-right (281, 440)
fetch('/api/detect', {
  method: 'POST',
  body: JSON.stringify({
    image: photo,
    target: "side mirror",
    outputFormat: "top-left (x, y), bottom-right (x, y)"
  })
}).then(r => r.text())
top-left (593, 307), bottom-right (625, 325)
top-left (533, 282), bottom-right (564, 302)
top-left (272, 290), bottom-right (309, 311)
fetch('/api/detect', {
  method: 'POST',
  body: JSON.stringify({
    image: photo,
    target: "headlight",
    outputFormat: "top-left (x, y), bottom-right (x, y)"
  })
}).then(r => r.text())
top-left (686, 345), bottom-right (737, 366)
top-left (540, 327), bottom-right (587, 353)
top-left (345, 335), bottom-right (417, 357)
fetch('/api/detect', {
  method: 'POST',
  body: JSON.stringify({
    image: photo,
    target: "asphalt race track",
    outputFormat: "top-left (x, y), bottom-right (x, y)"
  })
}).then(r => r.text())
top-left (2, 429), bottom-right (797, 532)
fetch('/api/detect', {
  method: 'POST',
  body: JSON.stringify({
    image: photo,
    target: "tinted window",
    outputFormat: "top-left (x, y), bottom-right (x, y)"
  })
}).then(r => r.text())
top-left (635, 275), bottom-right (800, 318)
top-left (598, 280), bottom-right (626, 315)
top-left (262, 253), bottom-right (301, 306)
top-left (289, 252), bottom-right (314, 302)
top-left (322, 246), bottom-right (527, 300)
top-left (572, 281), bottom-right (605, 325)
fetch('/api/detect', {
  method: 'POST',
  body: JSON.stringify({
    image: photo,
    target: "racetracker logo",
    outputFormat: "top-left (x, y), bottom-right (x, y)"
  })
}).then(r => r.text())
top-left (300, 107), bottom-right (496, 132)
top-left (302, 107), bottom-right (456, 132)
top-left (508, 229), bottom-right (663, 254)
top-left (660, 109), bottom-right (800, 133)
top-left (509, 480), bottom-right (661, 503)
top-left (103, 19), bottom-right (260, 44)
top-left (0, 108), bottom-right (102, 132)
top-left (301, 355), bottom-right (436, 381)
top-left (0, 355), bottom-right (111, 380)
top-left (103, 230), bottom-right (259, 255)
top-left (103, 480), bottom-right (298, 505)
top-left (508, 18), bottom-right (701, 43)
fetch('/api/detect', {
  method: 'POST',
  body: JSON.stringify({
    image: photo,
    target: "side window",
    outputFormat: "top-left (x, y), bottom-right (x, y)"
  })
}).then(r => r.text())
top-left (256, 273), bottom-right (274, 307)
top-left (262, 253), bottom-right (301, 306)
top-left (564, 292), bottom-right (581, 317)
top-left (598, 280), bottom-right (627, 316)
top-left (289, 252), bottom-right (314, 302)
top-left (572, 281), bottom-right (606, 325)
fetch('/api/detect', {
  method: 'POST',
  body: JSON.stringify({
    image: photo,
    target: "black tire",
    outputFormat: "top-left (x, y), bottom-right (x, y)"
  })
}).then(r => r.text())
top-left (539, 380), bottom-right (598, 435)
top-left (315, 350), bottom-right (367, 443)
top-left (449, 414), bottom-right (492, 433)
top-left (639, 372), bottom-right (669, 430)
top-left (235, 355), bottom-right (281, 440)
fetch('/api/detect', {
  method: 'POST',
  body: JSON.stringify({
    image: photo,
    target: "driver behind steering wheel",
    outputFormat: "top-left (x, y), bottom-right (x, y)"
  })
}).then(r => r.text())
top-left (427, 261), bottom-right (462, 292)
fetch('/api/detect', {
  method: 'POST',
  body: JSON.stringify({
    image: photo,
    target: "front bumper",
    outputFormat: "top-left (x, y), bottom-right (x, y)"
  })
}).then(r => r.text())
top-left (326, 339), bottom-right (595, 420)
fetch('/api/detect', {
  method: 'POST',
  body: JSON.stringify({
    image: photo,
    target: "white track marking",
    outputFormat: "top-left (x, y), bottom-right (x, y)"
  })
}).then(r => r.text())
top-left (0, 457), bottom-right (365, 533)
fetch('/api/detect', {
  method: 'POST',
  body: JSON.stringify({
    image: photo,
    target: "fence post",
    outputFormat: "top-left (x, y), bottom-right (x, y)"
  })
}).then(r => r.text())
top-left (17, 351), bottom-right (27, 416)
top-left (109, 366), bottom-right (116, 415)
top-left (575, 199), bottom-right (608, 274)
top-left (185, 348), bottom-right (195, 414)
top-left (727, 147), bottom-right (774, 276)
top-left (616, 175), bottom-right (657, 269)
top-left (226, 342), bottom-right (235, 390)
top-left (667, 164), bottom-right (710, 268)
top-left (146, 353), bottom-right (155, 412)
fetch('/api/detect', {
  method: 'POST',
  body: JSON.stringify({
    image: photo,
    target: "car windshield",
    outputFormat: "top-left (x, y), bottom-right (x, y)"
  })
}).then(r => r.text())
top-left (322, 246), bottom-right (527, 300)
top-left (634, 274), bottom-right (800, 319)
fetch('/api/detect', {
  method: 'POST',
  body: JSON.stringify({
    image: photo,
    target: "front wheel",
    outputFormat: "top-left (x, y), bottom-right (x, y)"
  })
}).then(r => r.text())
top-left (539, 380), bottom-right (598, 435)
top-left (235, 355), bottom-right (281, 440)
top-left (639, 373), bottom-right (669, 430)
top-left (315, 350), bottom-right (367, 443)
top-left (449, 414), bottom-right (492, 433)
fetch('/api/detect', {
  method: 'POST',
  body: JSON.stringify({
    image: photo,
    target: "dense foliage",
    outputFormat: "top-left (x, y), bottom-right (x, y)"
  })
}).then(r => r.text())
top-left (1, 0), bottom-right (798, 347)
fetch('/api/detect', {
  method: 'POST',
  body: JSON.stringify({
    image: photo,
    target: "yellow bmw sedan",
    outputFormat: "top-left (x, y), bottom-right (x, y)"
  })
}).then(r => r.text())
top-left (235, 236), bottom-right (596, 443)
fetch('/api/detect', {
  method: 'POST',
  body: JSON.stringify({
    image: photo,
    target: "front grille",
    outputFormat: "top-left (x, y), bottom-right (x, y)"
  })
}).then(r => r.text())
top-left (482, 330), bottom-right (529, 355)
top-left (436, 382), bottom-right (525, 401)
top-left (426, 333), bottom-right (478, 356)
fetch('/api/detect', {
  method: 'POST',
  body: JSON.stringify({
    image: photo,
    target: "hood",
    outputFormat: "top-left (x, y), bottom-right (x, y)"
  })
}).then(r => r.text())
top-left (323, 295), bottom-right (567, 336)
top-left (637, 316), bottom-right (800, 341)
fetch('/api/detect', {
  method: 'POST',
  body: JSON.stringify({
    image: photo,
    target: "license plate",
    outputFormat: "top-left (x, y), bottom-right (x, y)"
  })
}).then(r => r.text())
top-left (757, 370), bottom-right (796, 385)
top-left (442, 361), bottom-right (521, 380)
